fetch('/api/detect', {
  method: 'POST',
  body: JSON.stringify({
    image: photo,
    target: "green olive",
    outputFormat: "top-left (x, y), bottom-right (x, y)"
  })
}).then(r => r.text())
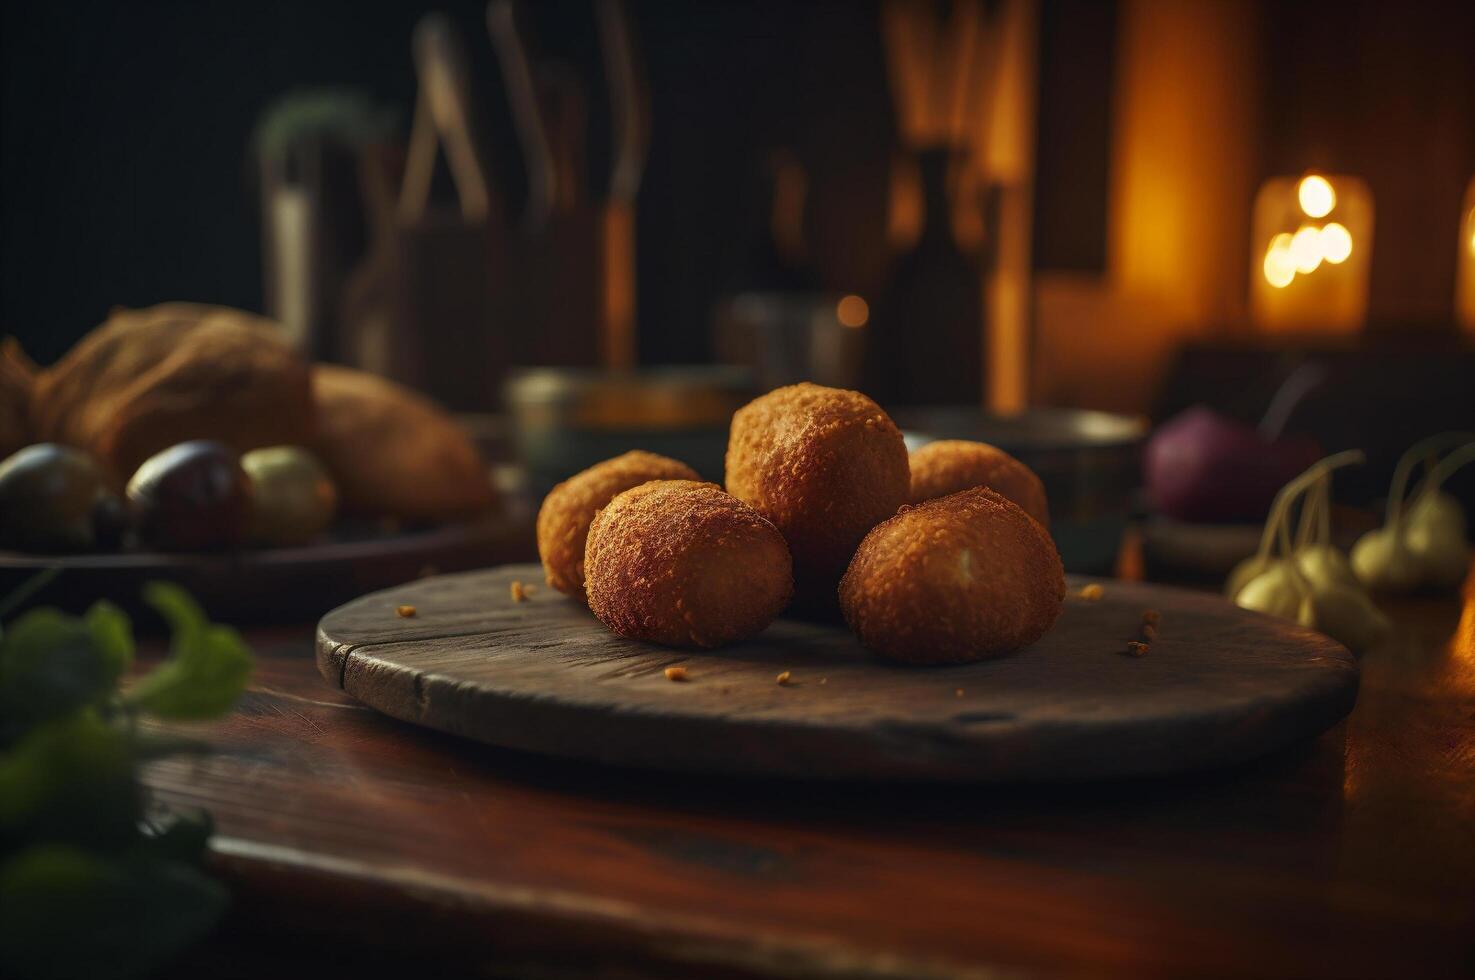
top-left (241, 446), bottom-right (338, 547)
top-left (0, 444), bottom-right (123, 553)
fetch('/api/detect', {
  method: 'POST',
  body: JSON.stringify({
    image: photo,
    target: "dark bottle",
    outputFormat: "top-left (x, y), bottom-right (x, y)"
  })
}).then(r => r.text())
top-left (867, 148), bottom-right (984, 407)
top-left (728, 149), bottom-right (816, 294)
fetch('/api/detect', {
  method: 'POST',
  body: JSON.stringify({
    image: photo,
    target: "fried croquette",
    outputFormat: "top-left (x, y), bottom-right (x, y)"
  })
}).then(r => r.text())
top-left (583, 480), bottom-right (793, 648)
top-left (537, 450), bottom-right (700, 598)
top-left (908, 439), bottom-right (1049, 526)
top-left (725, 383), bottom-right (909, 609)
top-left (839, 487), bottom-right (1064, 664)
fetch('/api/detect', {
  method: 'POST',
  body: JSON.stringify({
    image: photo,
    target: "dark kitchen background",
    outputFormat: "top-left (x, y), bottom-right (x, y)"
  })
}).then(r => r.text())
top-left (3, 0), bottom-right (1474, 524)
top-left (2, 0), bottom-right (899, 367)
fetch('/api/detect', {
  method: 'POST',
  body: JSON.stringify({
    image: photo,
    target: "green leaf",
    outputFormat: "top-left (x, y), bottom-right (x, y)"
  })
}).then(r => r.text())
top-left (125, 627), bottom-right (253, 719)
top-left (0, 845), bottom-right (228, 980)
top-left (124, 583), bottom-right (252, 720)
top-left (85, 600), bottom-right (134, 681)
top-left (0, 709), bottom-right (140, 848)
top-left (0, 609), bottom-right (115, 734)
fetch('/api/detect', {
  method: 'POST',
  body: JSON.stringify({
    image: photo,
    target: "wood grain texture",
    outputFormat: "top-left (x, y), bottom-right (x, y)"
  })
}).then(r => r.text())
top-left (139, 588), bottom-right (1475, 980)
top-left (316, 565), bottom-right (1357, 780)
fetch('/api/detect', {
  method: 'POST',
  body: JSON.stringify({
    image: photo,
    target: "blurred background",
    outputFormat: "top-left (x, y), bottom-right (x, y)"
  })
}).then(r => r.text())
top-left (4, 0), bottom-right (1474, 576)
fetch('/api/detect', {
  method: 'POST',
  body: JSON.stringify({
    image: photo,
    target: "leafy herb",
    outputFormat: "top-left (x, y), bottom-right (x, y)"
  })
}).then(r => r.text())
top-left (0, 579), bottom-right (253, 980)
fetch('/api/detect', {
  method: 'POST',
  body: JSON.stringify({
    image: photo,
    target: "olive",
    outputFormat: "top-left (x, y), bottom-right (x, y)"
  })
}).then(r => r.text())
top-left (126, 441), bottom-right (252, 551)
top-left (0, 444), bottom-right (127, 553)
top-left (241, 446), bottom-right (338, 547)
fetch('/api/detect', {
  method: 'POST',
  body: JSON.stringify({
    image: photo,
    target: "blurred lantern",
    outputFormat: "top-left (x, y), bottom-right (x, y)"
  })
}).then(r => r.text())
top-left (1250, 174), bottom-right (1373, 332)
top-left (1458, 176), bottom-right (1475, 333)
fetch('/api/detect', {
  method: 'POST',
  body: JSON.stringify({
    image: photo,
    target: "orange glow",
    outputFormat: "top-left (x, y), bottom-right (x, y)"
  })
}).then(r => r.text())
top-left (1263, 233), bottom-right (1296, 287)
top-left (836, 294), bottom-right (870, 328)
top-left (1321, 222), bottom-right (1353, 264)
top-left (1461, 181), bottom-right (1475, 333)
top-left (1298, 175), bottom-right (1335, 218)
top-left (1290, 225), bottom-right (1323, 273)
top-left (1250, 173), bottom-right (1373, 332)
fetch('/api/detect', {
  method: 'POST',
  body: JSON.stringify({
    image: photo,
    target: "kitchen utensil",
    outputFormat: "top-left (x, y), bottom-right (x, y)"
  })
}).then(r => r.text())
top-left (254, 91), bottom-right (392, 361)
top-left (340, 14), bottom-right (504, 410)
top-left (595, 0), bottom-right (648, 369)
top-left (401, 13), bottom-right (496, 223)
top-left (317, 565), bottom-right (1357, 782)
top-left (486, 0), bottom-right (555, 231)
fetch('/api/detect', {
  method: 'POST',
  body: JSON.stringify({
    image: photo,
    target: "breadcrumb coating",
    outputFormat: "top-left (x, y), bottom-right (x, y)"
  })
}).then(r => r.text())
top-left (839, 487), bottom-right (1064, 664)
top-left (584, 480), bottom-right (793, 648)
top-left (725, 383), bottom-right (909, 610)
top-left (908, 440), bottom-right (1049, 527)
top-left (536, 450), bottom-right (700, 599)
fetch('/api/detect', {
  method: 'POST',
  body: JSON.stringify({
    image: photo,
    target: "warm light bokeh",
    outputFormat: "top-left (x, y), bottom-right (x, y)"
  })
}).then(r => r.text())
top-left (1263, 233), bottom-right (1296, 287)
top-left (1297, 174), bottom-right (1335, 218)
top-left (1321, 222), bottom-right (1353, 264)
top-left (1251, 174), bottom-right (1373, 332)
top-left (1032, 0), bottom-right (1258, 414)
top-left (1459, 178), bottom-right (1475, 333)
top-left (836, 294), bottom-right (870, 328)
top-left (1289, 225), bottom-right (1323, 274)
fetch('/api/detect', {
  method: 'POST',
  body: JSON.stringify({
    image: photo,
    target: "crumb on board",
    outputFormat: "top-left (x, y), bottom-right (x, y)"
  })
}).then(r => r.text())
top-left (819, 677), bottom-right (828, 685)
top-left (1142, 609), bottom-right (1161, 625)
top-left (955, 688), bottom-right (965, 698)
top-left (1125, 640), bottom-right (1149, 657)
top-left (510, 580), bottom-right (530, 602)
top-left (1079, 583), bottom-right (1104, 601)
top-left (396, 604), bottom-right (417, 618)
top-left (664, 666), bottom-right (689, 682)
top-left (776, 670), bottom-right (792, 686)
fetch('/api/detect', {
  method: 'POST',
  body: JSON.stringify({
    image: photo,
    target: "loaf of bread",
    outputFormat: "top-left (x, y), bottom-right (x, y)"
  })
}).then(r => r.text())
top-left (0, 338), bottom-right (36, 460)
top-left (312, 365), bottom-right (495, 522)
top-left (29, 303), bottom-right (315, 482)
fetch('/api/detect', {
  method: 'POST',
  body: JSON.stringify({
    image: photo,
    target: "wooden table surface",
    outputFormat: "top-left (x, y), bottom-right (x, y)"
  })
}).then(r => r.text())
top-left (148, 575), bottom-right (1475, 979)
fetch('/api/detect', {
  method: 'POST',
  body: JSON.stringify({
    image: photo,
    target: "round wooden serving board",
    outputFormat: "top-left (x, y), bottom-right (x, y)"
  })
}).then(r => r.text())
top-left (316, 565), bottom-right (1359, 781)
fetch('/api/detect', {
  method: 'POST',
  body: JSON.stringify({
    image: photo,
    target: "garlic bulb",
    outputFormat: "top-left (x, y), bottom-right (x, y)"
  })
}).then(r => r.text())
top-left (1398, 492), bottom-right (1469, 584)
top-left (1401, 481), bottom-right (1471, 590)
top-left (1227, 450), bottom-right (1392, 653)
top-left (1296, 543), bottom-right (1360, 591)
top-left (1404, 521), bottom-right (1472, 590)
top-left (1225, 553), bottom-right (1275, 600)
top-left (1236, 563), bottom-right (1303, 620)
top-left (1299, 580), bottom-right (1392, 652)
top-left (1353, 435), bottom-right (1474, 594)
top-left (1406, 491), bottom-right (1467, 540)
top-left (1350, 527), bottom-right (1422, 593)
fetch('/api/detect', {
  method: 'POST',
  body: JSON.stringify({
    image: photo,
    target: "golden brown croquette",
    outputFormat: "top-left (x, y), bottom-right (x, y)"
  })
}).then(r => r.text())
top-left (583, 480), bottom-right (793, 648)
top-left (908, 439), bottom-right (1049, 526)
top-left (536, 450), bottom-right (700, 598)
top-left (725, 383), bottom-right (909, 609)
top-left (839, 487), bottom-right (1064, 664)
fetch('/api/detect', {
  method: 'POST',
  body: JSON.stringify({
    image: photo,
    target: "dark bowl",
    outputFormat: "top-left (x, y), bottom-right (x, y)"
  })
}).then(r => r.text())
top-left (892, 406), bottom-right (1148, 574)
top-left (504, 366), bottom-right (758, 496)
